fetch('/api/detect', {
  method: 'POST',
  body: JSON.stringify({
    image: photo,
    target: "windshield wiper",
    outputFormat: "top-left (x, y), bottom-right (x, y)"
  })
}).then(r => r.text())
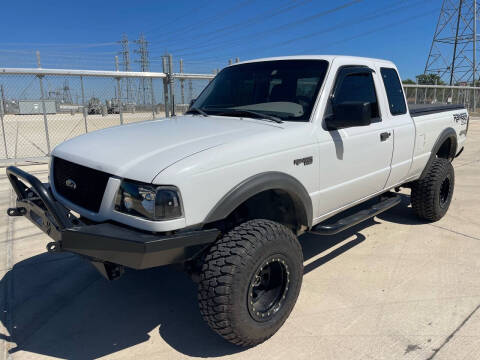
top-left (185, 107), bottom-right (208, 117)
top-left (213, 108), bottom-right (283, 123)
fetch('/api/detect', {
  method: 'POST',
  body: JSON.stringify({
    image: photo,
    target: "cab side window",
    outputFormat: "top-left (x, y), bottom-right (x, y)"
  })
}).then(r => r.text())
top-left (380, 67), bottom-right (407, 115)
top-left (334, 71), bottom-right (380, 119)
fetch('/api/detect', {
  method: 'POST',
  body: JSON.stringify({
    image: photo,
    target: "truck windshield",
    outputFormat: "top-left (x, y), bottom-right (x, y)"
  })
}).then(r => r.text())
top-left (192, 60), bottom-right (329, 122)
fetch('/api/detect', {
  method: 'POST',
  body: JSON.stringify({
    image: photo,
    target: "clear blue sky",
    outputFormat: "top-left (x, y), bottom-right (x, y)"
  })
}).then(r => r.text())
top-left (0, 0), bottom-right (440, 80)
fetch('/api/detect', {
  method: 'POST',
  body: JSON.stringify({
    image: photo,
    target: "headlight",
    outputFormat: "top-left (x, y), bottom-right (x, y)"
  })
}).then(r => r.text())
top-left (114, 180), bottom-right (183, 220)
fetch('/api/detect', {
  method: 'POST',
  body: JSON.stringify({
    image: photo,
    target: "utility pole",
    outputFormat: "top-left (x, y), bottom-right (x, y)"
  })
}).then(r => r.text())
top-left (162, 56), bottom-right (170, 117)
top-left (36, 50), bottom-right (41, 68)
top-left (425, 0), bottom-right (478, 86)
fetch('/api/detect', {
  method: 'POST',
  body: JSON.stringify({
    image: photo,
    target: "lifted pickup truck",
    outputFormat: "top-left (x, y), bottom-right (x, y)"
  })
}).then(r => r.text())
top-left (7, 56), bottom-right (468, 346)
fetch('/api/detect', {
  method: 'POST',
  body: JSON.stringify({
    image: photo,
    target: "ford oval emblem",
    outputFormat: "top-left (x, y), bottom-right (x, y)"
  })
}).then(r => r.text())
top-left (65, 178), bottom-right (77, 190)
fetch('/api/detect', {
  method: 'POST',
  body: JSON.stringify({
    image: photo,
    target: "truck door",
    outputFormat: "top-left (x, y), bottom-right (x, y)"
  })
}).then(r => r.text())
top-left (377, 67), bottom-right (415, 188)
top-left (316, 64), bottom-right (394, 217)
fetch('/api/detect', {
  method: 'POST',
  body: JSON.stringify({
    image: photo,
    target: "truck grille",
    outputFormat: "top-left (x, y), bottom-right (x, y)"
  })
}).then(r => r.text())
top-left (53, 157), bottom-right (111, 213)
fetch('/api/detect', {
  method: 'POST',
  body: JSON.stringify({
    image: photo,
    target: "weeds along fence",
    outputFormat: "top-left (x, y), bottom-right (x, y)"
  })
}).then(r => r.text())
top-left (0, 66), bottom-right (478, 164)
top-left (0, 65), bottom-right (214, 164)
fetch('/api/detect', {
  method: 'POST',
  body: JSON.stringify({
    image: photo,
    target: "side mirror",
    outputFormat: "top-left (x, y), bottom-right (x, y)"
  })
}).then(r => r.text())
top-left (326, 101), bottom-right (372, 130)
top-left (189, 98), bottom-right (197, 109)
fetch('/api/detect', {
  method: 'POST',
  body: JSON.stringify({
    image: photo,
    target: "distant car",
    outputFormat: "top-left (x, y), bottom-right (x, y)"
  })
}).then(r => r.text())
top-left (7, 56), bottom-right (468, 346)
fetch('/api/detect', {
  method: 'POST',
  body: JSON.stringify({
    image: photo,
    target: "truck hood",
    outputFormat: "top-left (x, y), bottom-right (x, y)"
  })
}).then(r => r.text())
top-left (52, 115), bottom-right (283, 183)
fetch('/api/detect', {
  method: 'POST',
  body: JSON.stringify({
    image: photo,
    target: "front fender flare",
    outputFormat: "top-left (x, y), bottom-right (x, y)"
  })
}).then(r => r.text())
top-left (203, 172), bottom-right (313, 228)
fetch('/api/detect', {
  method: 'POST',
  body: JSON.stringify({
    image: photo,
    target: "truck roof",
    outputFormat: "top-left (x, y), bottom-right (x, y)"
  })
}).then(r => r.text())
top-left (233, 55), bottom-right (396, 67)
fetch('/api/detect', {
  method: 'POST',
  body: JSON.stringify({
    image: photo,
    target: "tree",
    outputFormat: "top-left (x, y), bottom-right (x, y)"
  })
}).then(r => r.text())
top-left (416, 74), bottom-right (445, 85)
top-left (402, 78), bottom-right (416, 84)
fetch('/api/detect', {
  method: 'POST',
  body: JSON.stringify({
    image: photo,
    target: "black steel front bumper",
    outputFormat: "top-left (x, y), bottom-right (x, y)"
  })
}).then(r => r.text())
top-left (6, 166), bottom-right (220, 276)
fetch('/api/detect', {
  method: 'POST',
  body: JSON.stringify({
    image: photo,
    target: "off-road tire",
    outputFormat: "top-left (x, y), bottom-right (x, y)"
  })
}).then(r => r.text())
top-left (411, 158), bottom-right (455, 221)
top-left (198, 219), bottom-right (303, 346)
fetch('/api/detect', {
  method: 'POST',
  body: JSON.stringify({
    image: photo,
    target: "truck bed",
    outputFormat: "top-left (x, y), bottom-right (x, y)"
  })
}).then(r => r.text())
top-left (408, 103), bottom-right (465, 117)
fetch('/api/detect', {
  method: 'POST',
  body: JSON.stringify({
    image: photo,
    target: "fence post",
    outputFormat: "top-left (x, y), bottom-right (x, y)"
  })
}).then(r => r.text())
top-left (168, 54), bottom-right (175, 116)
top-left (0, 84), bottom-right (8, 158)
top-left (415, 86), bottom-right (418, 104)
top-left (115, 56), bottom-right (124, 125)
top-left (80, 76), bottom-right (88, 132)
top-left (180, 59), bottom-right (185, 105)
top-left (150, 77), bottom-right (156, 120)
top-left (162, 56), bottom-right (170, 117)
top-left (38, 75), bottom-right (51, 155)
top-left (474, 88), bottom-right (477, 113)
top-left (117, 77), bottom-right (124, 124)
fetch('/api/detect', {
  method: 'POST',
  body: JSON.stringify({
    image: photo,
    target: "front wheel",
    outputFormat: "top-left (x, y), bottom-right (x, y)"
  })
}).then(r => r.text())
top-left (411, 158), bottom-right (455, 221)
top-left (198, 219), bottom-right (303, 346)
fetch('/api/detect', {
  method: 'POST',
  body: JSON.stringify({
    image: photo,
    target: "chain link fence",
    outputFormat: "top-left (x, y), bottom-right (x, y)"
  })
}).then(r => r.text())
top-left (0, 65), bottom-right (214, 164)
top-left (403, 84), bottom-right (480, 112)
top-left (4, 65), bottom-right (478, 164)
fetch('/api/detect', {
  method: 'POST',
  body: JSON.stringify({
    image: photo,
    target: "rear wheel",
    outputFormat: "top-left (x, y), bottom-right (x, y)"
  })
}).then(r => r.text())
top-left (411, 158), bottom-right (455, 221)
top-left (198, 219), bottom-right (303, 346)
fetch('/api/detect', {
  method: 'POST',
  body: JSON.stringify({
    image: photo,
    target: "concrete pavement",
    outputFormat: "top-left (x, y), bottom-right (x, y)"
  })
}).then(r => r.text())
top-left (0, 121), bottom-right (479, 360)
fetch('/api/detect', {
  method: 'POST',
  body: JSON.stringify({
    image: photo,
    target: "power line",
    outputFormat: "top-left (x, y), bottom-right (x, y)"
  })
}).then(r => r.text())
top-left (169, 0), bottom-right (430, 61)
top-left (141, 2), bottom-right (220, 36)
top-left (148, 0), bottom-right (313, 51)
top-left (147, 0), bottom-right (257, 45)
top-left (0, 42), bottom-right (117, 48)
top-left (162, 0), bottom-right (368, 58)
top-left (314, 9), bottom-right (439, 52)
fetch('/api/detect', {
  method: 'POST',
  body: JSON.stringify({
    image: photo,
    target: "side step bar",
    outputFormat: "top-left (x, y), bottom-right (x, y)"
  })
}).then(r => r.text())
top-left (309, 194), bottom-right (401, 236)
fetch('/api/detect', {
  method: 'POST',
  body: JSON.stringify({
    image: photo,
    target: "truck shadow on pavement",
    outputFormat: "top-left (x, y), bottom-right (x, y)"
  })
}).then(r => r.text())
top-left (0, 253), bottom-right (244, 359)
top-left (376, 193), bottom-right (428, 226)
top-left (0, 196), bottom-right (421, 359)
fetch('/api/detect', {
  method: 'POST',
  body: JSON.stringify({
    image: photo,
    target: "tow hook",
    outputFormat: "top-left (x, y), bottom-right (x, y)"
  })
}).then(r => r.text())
top-left (46, 241), bottom-right (62, 253)
top-left (90, 261), bottom-right (125, 281)
top-left (7, 207), bottom-right (26, 216)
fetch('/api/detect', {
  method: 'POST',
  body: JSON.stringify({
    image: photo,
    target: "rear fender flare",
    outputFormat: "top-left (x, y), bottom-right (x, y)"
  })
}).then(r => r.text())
top-left (419, 127), bottom-right (457, 180)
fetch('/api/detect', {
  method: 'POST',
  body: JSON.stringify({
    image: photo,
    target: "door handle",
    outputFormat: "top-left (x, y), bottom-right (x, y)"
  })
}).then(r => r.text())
top-left (380, 132), bottom-right (391, 141)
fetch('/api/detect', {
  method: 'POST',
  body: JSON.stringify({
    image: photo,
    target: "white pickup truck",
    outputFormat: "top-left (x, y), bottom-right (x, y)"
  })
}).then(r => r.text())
top-left (7, 56), bottom-right (468, 346)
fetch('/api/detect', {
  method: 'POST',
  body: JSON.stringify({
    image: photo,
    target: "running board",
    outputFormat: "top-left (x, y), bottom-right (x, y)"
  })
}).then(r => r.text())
top-left (309, 194), bottom-right (401, 236)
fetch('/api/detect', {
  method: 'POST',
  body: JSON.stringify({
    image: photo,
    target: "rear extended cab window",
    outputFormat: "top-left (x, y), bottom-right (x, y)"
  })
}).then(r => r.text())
top-left (324, 66), bottom-right (381, 126)
top-left (380, 67), bottom-right (407, 115)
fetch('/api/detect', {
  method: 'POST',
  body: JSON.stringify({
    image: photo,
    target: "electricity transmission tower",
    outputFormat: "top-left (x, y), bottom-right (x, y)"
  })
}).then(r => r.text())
top-left (47, 80), bottom-right (72, 103)
top-left (425, 0), bottom-right (479, 85)
top-left (118, 34), bottom-right (134, 103)
top-left (134, 33), bottom-right (153, 105)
